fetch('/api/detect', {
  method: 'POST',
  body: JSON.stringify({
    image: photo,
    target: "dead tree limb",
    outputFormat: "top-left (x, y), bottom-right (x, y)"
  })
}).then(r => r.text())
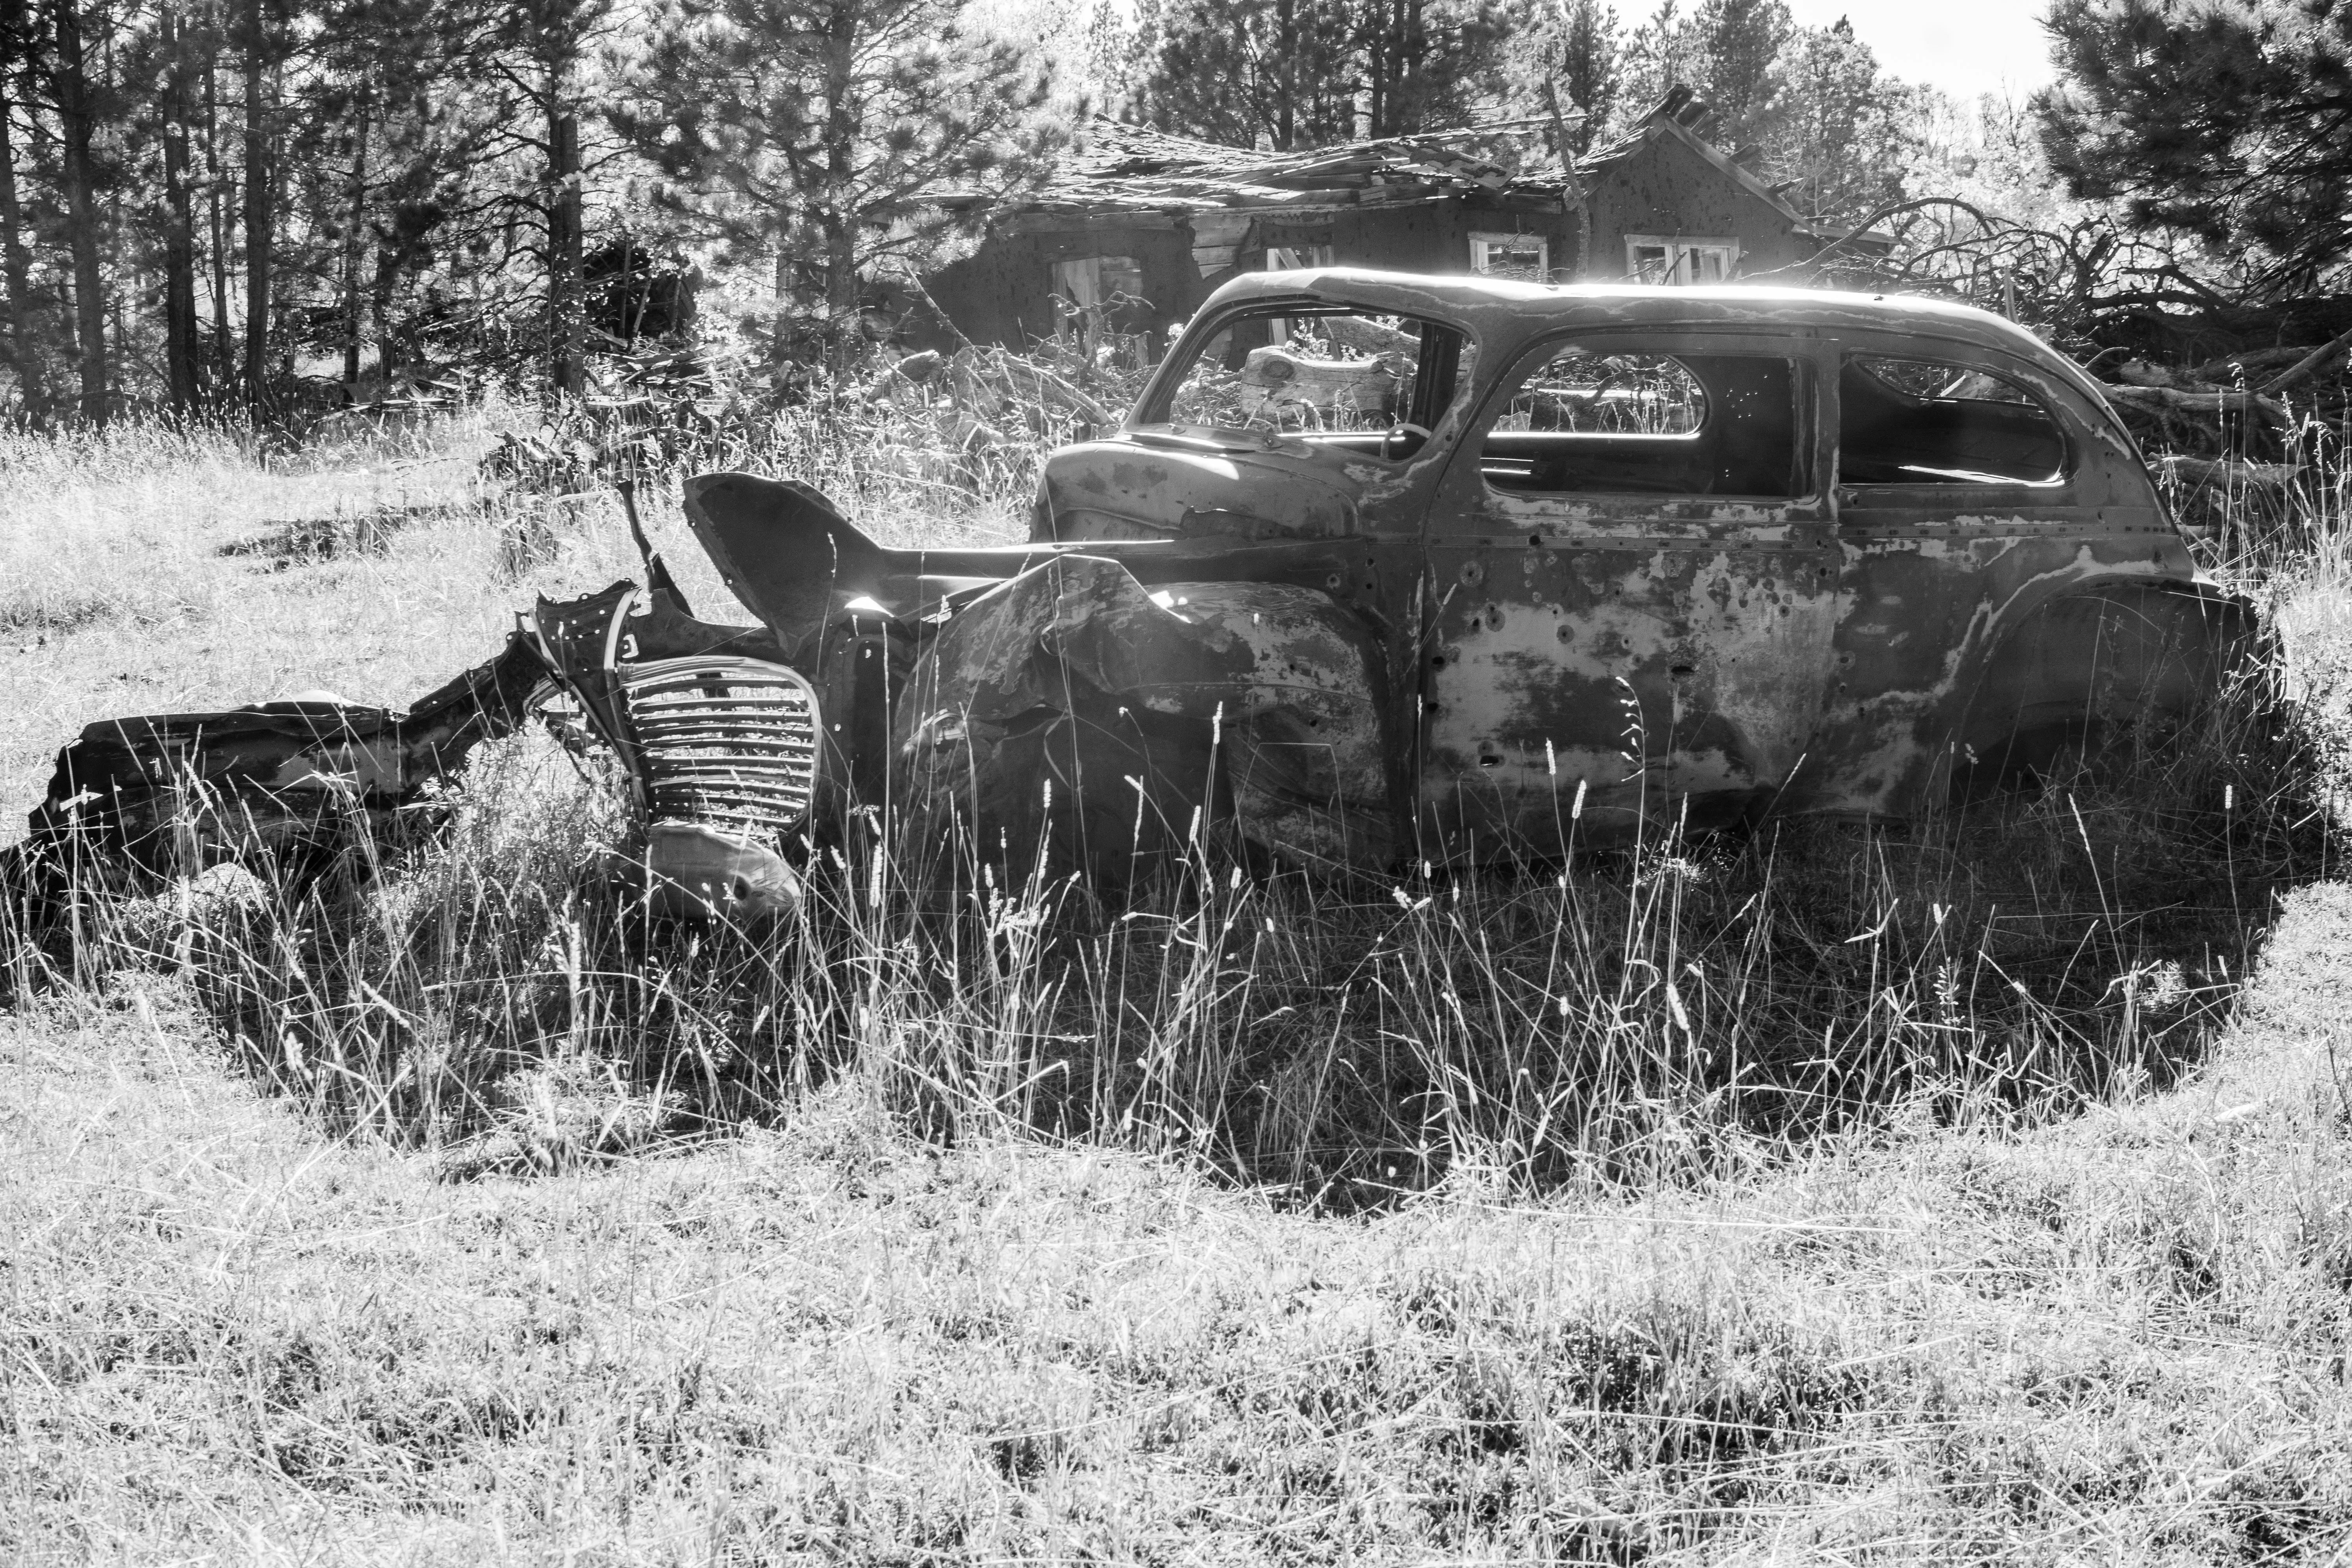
top-left (2103, 382), bottom-right (2291, 431)
top-left (2151, 455), bottom-right (2303, 488)
top-left (2260, 322), bottom-right (2352, 395)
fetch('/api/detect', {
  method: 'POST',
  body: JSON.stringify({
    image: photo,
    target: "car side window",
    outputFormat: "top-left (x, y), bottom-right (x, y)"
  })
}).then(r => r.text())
top-left (1151, 308), bottom-right (1469, 460)
top-left (1480, 341), bottom-right (1802, 498)
top-left (1840, 355), bottom-right (2066, 486)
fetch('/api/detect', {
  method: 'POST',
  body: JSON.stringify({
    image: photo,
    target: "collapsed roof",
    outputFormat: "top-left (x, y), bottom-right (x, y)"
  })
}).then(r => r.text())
top-left (1011, 115), bottom-right (1572, 216)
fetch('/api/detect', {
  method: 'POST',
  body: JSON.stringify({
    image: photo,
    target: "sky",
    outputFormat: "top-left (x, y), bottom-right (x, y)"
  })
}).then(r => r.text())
top-left (1781, 0), bottom-right (2060, 104)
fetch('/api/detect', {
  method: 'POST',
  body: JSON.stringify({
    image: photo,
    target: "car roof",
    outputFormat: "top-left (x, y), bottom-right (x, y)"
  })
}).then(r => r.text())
top-left (1205, 267), bottom-right (2105, 403)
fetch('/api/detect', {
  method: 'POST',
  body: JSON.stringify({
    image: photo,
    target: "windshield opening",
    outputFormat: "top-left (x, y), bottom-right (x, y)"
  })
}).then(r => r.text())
top-left (1143, 307), bottom-right (1470, 460)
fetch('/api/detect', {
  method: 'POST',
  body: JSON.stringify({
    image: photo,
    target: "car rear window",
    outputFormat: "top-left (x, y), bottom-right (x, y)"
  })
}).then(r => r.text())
top-left (1481, 342), bottom-right (1802, 498)
top-left (1840, 355), bottom-right (2066, 486)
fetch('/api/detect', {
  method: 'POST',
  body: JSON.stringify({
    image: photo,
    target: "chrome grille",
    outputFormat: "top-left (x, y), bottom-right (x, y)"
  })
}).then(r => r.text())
top-left (615, 656), bottom-right (821, 840)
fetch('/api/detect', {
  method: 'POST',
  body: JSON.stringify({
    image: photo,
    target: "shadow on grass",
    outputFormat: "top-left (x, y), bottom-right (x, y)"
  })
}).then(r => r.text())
top-left (217, 500), bottom-right (479, 570)
top-left (2, 659), bottom-right (2334, 1203)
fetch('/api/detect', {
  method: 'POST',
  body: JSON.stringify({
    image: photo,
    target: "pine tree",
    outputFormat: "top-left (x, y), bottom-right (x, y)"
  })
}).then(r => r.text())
top-left (1134, 0), bottom-right (1523, 149)
top-left (1550, 0), bottom-right (1623, 155)
top-left (1687, 0), bottom-right (1788, 147)
top-left (2038, 0), bottom-right (2352, 291)
top-left (1771, 18), bottom-right (1920, 228)
top-left (616, 0), bottom-right (1064, 362)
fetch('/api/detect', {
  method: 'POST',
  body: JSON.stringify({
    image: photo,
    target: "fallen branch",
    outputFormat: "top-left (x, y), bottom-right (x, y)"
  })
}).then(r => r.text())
top-left (2151, 454), bottom-right (2303, 489)
top-left (2188, 345), bottom-right (2317, 383)
top-left (2102, 382), bottom-right (2291, 431)
top-left (2260, 322), bottom-right (2352, 395)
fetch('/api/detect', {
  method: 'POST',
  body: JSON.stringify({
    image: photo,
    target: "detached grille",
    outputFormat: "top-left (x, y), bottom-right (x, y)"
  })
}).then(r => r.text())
top-left (614, 656), bottom-right (821, 841)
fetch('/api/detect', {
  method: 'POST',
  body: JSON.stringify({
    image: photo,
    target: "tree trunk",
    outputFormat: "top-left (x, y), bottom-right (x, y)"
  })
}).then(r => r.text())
top-left (371, 245), bottom-right (398, 380)
top-left (1543, 77), bottom-right (1592, 281)
top-left (340, 82), bottom-right (369, 388)
top-left (204, 44), bottom-right (231, 378)
top-left (819, 0), bottom-right (858, 355)
top-left (772, 243), bottom-right (790, 365)
top-left (1274, 0), bottom-right (1295, 149)
top-left (51, 0), bottom-right (105, 423)
top-left (546, 101), bottom-right (582, 395)
top-left (0, 0), bottom-right (44, 415)
top-left (241, 0), bottom-right (270, 405)
top-left (161, 5), bottom-right (201, 408)
top-left (540, 4), bottom-right (584, 401)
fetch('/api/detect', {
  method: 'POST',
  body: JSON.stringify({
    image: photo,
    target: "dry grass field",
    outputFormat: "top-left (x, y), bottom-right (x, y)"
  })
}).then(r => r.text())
top-left (8, 408), bottom-right (2352, 1562)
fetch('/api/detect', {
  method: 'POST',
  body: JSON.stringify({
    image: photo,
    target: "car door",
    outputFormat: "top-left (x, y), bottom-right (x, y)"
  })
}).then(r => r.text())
top-left (1810, 336), bottom-right (2127, 815)
top-left (1419, 328), bottom-right (1843, 857)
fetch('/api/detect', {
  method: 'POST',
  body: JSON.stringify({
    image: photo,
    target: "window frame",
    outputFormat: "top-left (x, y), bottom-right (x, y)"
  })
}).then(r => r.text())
top-left (1128, 300), bottom-right (1474, 454)
top-left (1469, 232), bottom-right (1550, 280)
top-left (1445, 328), bottom-right (1820, 516)
top-left (1050, 254), bottom-right (1144, 311)
top-left (1831, 339), bottom-right (2080, 504)
top-left (1623, 235), bottom-right (1742, 285)
top-left (1261, 243), bottom-right (1334, 271)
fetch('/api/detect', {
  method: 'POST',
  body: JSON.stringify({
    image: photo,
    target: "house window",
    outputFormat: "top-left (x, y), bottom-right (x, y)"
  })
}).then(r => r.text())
top-left (1262, 243), bottom-right (1334, 270)
top-left (1624, 236), bottom-right (1741, 285)
top-left (1051, 254), bottom-right (1144, 310)
top-left (1470, 232), bottom-right (1548, 280)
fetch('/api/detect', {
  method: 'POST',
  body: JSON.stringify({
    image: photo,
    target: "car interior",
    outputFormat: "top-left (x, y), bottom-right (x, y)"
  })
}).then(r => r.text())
top-left (1836, 355), bottom-right (2067, 486)
top-left (1154, 309), bottom-right (1469, 459)
top-left (1480, 346), bottom-right (1803, 497)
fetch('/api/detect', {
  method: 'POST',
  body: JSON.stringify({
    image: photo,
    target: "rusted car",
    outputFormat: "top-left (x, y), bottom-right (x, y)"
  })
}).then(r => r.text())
top-left (12, 270), bottom-right (2255, 922)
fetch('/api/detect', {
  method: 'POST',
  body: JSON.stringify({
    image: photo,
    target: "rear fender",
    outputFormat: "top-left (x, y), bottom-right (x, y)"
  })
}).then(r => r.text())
top-left (1949, 578), bottom-right (2261, 786)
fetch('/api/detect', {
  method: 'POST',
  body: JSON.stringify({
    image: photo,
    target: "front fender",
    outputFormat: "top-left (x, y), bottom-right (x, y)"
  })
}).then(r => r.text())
top-left (889, 556), bottom-right (1391, 884)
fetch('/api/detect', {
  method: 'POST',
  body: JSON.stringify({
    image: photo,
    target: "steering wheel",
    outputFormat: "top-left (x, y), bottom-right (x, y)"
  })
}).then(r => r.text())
top-left (1382, 421), bottom-right (1434, 459)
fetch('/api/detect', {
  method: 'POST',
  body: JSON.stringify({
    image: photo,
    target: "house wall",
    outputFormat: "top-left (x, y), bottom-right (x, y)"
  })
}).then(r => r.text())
top-left (923, 220), bottom-right (1198, 347)
top-left (922, 195), bottom-right (1578, 348)
top-left (1584, 130), bottom-right (1815, 279)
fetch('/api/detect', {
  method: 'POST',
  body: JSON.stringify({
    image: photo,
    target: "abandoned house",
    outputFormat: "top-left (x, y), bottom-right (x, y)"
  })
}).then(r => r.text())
top-left (913, 88), bottom-right (1888, 348)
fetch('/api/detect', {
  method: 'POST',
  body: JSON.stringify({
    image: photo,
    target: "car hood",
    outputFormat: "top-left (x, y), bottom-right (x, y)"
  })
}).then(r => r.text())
top-left (1033, 428), bottom-right (1373, 544)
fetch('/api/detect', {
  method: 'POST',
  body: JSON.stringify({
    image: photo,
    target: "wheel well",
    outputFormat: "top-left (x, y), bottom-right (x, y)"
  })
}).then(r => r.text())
top-left (1951, 582), bottom-right (2258, 782)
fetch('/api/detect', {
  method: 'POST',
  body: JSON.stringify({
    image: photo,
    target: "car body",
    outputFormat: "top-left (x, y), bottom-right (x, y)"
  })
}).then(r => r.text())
top-left (15, 270), bottom-right (2255, 921)
top-left (681, 269), bottom-right (2251, 880)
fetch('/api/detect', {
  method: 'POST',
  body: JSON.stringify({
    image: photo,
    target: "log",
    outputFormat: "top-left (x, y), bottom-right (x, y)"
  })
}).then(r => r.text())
top-left (2151, 455), bottom-right (2301, 489)
top-left (2260, 322), bottom-right (2352, 395)
top-left (2102, 382), bottom-right (2290, 430)
top-left (2187, 345), bottom-right (2317, 383)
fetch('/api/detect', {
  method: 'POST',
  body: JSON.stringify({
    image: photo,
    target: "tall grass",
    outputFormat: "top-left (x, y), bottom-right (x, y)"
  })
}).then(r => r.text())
top-left (2, 376), bottom-right (2344, 1203)
top-left (10, 645), bottom-right (2319, 1203)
